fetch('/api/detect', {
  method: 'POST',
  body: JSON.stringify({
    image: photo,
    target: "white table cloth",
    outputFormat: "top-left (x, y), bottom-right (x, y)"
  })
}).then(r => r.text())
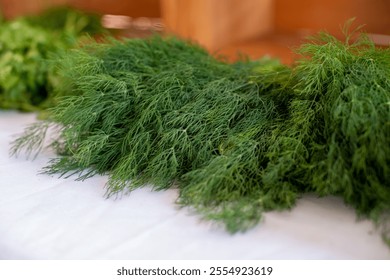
top-left (0, 110), bottom-right (389, 259)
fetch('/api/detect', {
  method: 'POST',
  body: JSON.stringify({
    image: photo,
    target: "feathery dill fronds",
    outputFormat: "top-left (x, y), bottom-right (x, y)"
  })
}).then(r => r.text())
top-left (12, 36), bottom-right (286, 232)
top-left (11, 29), bottom-right (390, 242)
top-left (10, 121), bottom-right (50, 159)
top-left (261, 29), bottom-right (390, 240)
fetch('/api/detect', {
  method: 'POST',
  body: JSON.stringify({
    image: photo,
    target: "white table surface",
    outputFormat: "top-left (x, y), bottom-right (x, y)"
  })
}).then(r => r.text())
top-left (0, 110), bottom-right (389, 260)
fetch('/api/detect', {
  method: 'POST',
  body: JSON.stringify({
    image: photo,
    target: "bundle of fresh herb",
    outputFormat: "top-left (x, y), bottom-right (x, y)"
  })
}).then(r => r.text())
top-left (12, 36), bottom-right (288, 231)
top-left (11, 30), bottom-right (390, 244)
top-left (0, 7), bottom-right (104, 112)
top-left (261, 27), bottom-right (390, 243)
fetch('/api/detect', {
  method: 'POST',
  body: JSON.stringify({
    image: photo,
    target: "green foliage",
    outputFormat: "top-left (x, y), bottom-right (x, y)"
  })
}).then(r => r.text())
top-left (0, 19), bottom-right (68, 111)
top-left (11, 30), bottom-right (390, 244)
top-left (0, 7), bottom-right (104, 112)
top-left (12, 36), bottom-right (288, 231)
top-left (24, 6), bottom-right (104, 36)
top-left (260, 30), bottom-right (390, 239)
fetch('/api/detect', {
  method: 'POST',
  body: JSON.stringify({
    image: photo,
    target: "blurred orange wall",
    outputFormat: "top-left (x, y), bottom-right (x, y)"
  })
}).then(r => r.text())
top-left (70, 0), bottom-right (160, 17)
top-left (2, 0), bottom-right (389, 46)
top-left (161, 0), bottom-right (273, 51)
top-left (0, 0), bottom-right (161, 18)
top-left (0, 0), bottom-right (68, 18)
top-left (275, 0), bottom-right (390, 36)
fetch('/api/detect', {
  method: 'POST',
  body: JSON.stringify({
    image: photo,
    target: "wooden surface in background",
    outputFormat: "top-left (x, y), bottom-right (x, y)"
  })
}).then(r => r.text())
top-left (1, 0), bottom-right (388, 64)
top-left (0, 0), bottom-right (68, 18)
top-left (220, 0), bottom-right (390, 63)
top-left (70, 0), bottom-right (160, 17)
top-left (0, 0), bottom-right (161, 18)
top-left (161, 0), bottom-right (273, 51)
top-left (275, 0), bottom-right (390, 36)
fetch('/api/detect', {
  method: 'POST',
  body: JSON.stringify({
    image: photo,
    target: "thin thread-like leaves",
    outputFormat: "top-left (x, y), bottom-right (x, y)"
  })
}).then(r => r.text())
top-left (11, 32), bottom-right (390, 243)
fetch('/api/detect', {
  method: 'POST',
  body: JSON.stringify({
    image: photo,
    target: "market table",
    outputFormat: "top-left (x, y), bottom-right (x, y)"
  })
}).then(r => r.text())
top-left (0, 110), bottom-right (389, 259)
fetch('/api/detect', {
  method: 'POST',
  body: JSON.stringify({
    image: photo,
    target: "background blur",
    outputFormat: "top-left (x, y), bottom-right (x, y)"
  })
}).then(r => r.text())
top-left (1, 0), bottom-right (389, 63)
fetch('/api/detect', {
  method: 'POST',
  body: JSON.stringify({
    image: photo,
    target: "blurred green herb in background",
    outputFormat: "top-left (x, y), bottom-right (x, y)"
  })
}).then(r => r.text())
top-left (0, 7), bottom-right (104, 112)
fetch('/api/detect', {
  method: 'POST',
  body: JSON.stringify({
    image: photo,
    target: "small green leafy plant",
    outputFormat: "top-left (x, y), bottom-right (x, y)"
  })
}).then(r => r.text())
top-left (0, 7), bottom-right (104, 111)
top-left (12, 28), bottom-right (390, 244)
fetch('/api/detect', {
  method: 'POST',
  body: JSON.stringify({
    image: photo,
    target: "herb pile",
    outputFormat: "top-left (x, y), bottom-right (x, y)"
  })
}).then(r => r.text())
top-left (12, 30), bottom-right (390, 243)
top-left (0, 7), bottom-right (104, 111)
top-left (261, 31), bottom-right (390, 243)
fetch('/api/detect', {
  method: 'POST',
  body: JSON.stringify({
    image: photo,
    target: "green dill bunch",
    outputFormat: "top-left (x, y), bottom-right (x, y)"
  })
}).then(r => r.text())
top-left (310, 36), bottom-right (390, 220)
top-left (12, 36), bottom-right (288, 232)
top-left (13, 30), bottom-right (389, 239)
top-left (262, 29), bottom-right (390, 238)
